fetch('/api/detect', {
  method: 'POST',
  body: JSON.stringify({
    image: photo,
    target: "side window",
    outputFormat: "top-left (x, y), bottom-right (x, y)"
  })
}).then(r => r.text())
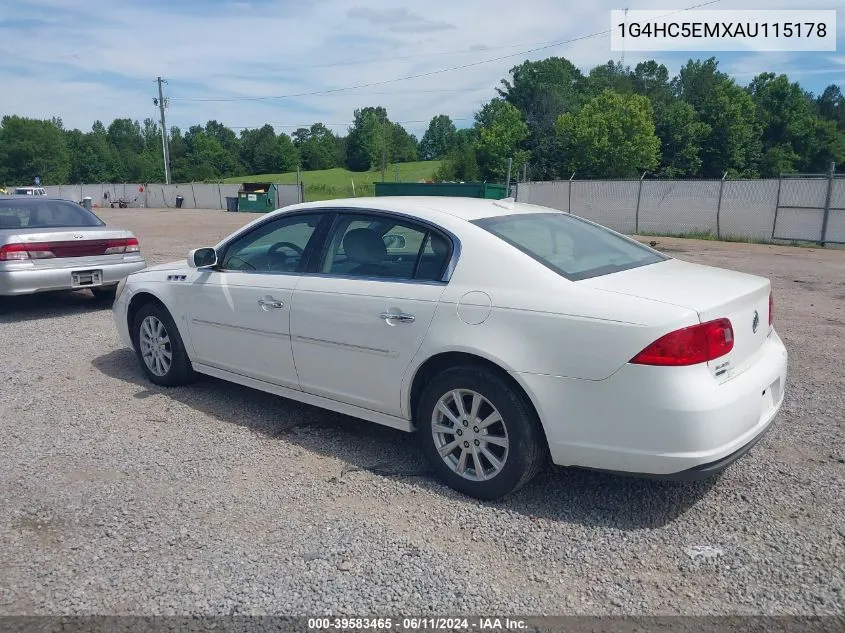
top-left (221, 214), bottom-right (324, 273)
top-left (319, 213), bottom-right (451, 281)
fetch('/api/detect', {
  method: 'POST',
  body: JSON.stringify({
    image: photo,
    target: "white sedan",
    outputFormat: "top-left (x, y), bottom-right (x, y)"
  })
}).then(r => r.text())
top-left (113, 197), bottom-right (787, 500)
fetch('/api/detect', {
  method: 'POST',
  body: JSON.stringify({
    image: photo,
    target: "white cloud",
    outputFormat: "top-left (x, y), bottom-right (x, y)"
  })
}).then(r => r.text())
top-left (0, 0), bottom-right (842, 138)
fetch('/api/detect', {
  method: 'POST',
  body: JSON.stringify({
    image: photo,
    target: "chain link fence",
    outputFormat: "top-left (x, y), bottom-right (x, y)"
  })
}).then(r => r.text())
top-left (515, 171), bottom-right (844, 245)
top-left (42, 182), bottom-right (303, 210)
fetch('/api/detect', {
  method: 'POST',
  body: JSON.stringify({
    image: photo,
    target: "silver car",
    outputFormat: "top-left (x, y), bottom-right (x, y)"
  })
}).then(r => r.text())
top-left (0, 196), bottom-right (146, 299)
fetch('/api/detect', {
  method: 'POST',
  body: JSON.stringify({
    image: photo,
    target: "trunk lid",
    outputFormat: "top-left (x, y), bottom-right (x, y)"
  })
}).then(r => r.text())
top-left (579, 258), bottom-right (771, 381)
top-left (4, 226), bottom-right (137, 268)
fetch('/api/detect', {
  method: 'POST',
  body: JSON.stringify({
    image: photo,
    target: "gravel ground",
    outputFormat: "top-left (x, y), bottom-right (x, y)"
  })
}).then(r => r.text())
top-left (0, 208), bottom-right (843, 616)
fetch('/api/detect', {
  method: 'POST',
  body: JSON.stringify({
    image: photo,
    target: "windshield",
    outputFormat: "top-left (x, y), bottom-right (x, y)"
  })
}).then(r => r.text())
top-left (474, 212), bottom-right (666, 281)
top-left (0, 199), bottom-right (105, 229)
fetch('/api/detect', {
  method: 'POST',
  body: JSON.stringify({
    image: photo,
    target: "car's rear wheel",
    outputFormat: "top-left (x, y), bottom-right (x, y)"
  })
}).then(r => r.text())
top-left (90, 285), bottom-right (117, 302)
top-left (132, 302), bottom-right (195, 386)
top-left (416, 366), bottom-right (547, 500)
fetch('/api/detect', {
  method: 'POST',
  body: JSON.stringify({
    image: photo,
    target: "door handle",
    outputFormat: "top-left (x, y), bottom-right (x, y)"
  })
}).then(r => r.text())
top-left (380, 311), bottom-right (415, 324)
top-left (258, 297), bottom-right (284, 310)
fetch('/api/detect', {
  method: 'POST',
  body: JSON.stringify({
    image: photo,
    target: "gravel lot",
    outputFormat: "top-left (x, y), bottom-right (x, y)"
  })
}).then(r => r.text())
top-left (1, 207), bottom-right (843, 616)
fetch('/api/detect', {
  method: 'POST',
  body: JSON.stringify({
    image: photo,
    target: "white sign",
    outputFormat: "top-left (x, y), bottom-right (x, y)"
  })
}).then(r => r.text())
top-left (611, 10), bottom-right (837, 52)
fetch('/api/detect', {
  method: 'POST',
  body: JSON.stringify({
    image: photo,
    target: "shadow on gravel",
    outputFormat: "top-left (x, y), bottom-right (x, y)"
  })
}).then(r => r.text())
top-left (0, 290), bottom-right (112, 322)
top-left (92, 348), bottom-right (718, 530)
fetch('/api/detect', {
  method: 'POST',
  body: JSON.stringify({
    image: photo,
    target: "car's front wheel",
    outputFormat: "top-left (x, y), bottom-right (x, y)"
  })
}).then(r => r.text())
top-left (132, 302), bottom-right (195, 387)
top-left (416, 366), bottom-right (547, 500)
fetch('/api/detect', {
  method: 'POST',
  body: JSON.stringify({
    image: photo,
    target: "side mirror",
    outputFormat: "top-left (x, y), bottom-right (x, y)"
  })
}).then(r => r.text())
top-left (383, 233), bottom-right (406, 249)
top-left (188, 247), bottom-right (217, 268)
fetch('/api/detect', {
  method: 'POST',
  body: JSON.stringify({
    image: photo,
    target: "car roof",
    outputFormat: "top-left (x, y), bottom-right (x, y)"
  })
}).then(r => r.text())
top-left (286, 196), bottom-right (560, 223)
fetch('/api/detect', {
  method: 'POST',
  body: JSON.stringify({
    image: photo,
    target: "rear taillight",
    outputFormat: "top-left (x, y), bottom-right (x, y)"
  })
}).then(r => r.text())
top-left (630, 318), bottom-right (734, 366)
top-left (104, 237), bottom-right (140, 254)
top-left (0, 242), bottom-right (54, 260)
top-left (768, 290), bottom-right (774, 327)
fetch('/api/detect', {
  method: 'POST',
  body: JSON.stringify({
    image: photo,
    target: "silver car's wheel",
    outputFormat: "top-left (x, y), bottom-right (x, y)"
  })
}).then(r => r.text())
top-left (432, 389), bottom-right (510, 482)
top-left (139, 315), bottom-right (172, 377)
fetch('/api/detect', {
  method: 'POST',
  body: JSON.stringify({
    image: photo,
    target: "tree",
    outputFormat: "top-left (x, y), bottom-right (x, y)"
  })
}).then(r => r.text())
top-left (239, 125), bottom-right (296, 175)
top-left (653, 100), bottom-right (710, 177)
top-left (419, 115), bottom-right (456, 160)
top-left (434, 128), bottom-right (480, 182)
top-left (586, 61), bottom-right (634, 97)
top-left (817, 85), bottom-right (844, 131)
top-left (497, 57), bottom-right (585, 178)
top-left (630, 61), bottom-right (672, 104)
top-left (389, 123), bottom-right (418, 163)
top-left (294, 123), bottom-right (342, 171)
top-left (673, 58), bottom-right (761, 177)
top-left (555, 90), bottom-right (660, 178)
top-left (748, 73), bottom-right (844, 175)
top-left (474, 99), bottom-right (530, 180)
top-left (345, 107), bottom-right (388, 172)
top-left (65, 128), bottom-right (116, 183)
top-left (0, 115), bottom-right (71, 185)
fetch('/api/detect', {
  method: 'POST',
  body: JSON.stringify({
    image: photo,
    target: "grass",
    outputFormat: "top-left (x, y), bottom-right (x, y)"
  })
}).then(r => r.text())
top-left (222, 161), bottom-right (441, 201)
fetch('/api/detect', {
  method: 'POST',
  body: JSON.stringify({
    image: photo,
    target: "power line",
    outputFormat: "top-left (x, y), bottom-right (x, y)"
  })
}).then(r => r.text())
top-left (170, 0), bottom-right (721, 104)
top-left (267, 39), bottom-right (590, 73)
top-left (225, 117), bottom-right (475, 130)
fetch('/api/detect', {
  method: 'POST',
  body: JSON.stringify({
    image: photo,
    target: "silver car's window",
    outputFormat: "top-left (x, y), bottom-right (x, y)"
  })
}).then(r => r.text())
top-left (319, 213), bottom-right (450, 281)
top-left (220, 214), bottom-right (324, 273)
top-left (0, 199), bottom-right (105, 229)
top-left (474, 212), bottom-right (666, 281)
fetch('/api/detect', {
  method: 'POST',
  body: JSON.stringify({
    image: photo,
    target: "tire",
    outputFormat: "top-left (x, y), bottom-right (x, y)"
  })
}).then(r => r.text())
top-left (90, 285), bottom-right (117, 302)
top-left (416, 365), bottom-right (547, 500)
top-left (131, 302), bottom-right (196, 387)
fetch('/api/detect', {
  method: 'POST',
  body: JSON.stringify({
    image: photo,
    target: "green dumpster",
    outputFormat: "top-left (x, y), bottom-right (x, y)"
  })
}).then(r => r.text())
top-left (374, 182), bottom-right (509, 199)
top-left (237, 182), bottom-right (278, 212)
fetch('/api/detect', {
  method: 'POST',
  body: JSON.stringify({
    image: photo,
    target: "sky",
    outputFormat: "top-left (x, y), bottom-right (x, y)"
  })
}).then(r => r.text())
top-left (0, 0), bottom-right (842, 139)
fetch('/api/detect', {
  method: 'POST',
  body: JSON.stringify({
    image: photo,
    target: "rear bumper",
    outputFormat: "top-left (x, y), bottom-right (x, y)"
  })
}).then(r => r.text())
top-left (516, 329), bottom-right (788, 477)
top-left (0, 258), bottom-right (147, 295)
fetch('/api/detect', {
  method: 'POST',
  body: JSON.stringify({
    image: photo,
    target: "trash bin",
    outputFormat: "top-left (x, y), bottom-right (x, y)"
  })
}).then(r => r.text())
top-left (175, 195), bottom-right (184, 209)
top-left (82, 197), bottom-right (92, 210)
top-left (237, 182), bottom-right (278, 212)
top-left (225, 196), bottom-right (239, 213)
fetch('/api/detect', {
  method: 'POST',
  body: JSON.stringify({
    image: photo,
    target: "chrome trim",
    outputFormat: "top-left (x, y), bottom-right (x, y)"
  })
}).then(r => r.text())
top-left (300, 271), bottom-right (447, 286)
top-left (292, 334), bottom-right (395, 357)
top-left (258, 298), bottom-right (285, 310)
top-left (190, 318), bottom-right (290, 339)
top-left (380, 311), bottom-right (415, 324)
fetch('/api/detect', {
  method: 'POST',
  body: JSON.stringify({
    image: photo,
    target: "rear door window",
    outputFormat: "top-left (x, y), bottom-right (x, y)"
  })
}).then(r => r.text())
top-left (319, 213), bottom-right (452, 281)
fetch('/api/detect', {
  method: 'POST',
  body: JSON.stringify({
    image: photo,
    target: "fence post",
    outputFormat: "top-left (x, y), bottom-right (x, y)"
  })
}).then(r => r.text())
top-left (504, 157), bottom-right (513, 198)
top-left (715, 171), bottom-right (728, 239)
top-left (217, 183), bottom-right (223, 209)
top-left (820, 162), bottom-right (836, 247)
top-left (634, 171), bottom-right (646, 234)
top-left (191, 182), bottom-right (197, 208)
top-left (568, 172), bottom-right (575, 213)
top-left (771, 174), bottom-right (783, 239)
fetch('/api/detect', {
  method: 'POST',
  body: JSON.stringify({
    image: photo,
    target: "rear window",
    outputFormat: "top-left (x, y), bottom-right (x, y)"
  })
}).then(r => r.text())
top-left (474, 212), bottom-right (666, 281)
top-left (0, 199), bottom-right (105, 229)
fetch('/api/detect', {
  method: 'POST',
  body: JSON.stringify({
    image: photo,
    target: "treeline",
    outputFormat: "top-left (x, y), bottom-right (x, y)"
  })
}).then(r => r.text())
top-left (0, 56), bottom-right (843, 186)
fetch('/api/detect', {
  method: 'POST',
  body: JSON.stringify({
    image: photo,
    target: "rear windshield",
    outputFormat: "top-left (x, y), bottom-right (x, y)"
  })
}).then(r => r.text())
top-left (0, 199), bottom-right (105, 229)
top-left (474, 212), bottom-right (666, 281)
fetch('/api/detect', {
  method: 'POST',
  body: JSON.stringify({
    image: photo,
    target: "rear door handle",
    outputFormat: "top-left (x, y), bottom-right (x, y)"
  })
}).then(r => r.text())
top-left (380, 311), bottom-right (415, 324)
top-left (258, 297), bottom-right (284, 310)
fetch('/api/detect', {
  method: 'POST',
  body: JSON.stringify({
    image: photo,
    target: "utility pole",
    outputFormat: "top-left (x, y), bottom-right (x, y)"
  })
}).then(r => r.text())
top-left (381, 116), bottom-right (387, 183)
top-left (155, 77), bottom-right (171, 184)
